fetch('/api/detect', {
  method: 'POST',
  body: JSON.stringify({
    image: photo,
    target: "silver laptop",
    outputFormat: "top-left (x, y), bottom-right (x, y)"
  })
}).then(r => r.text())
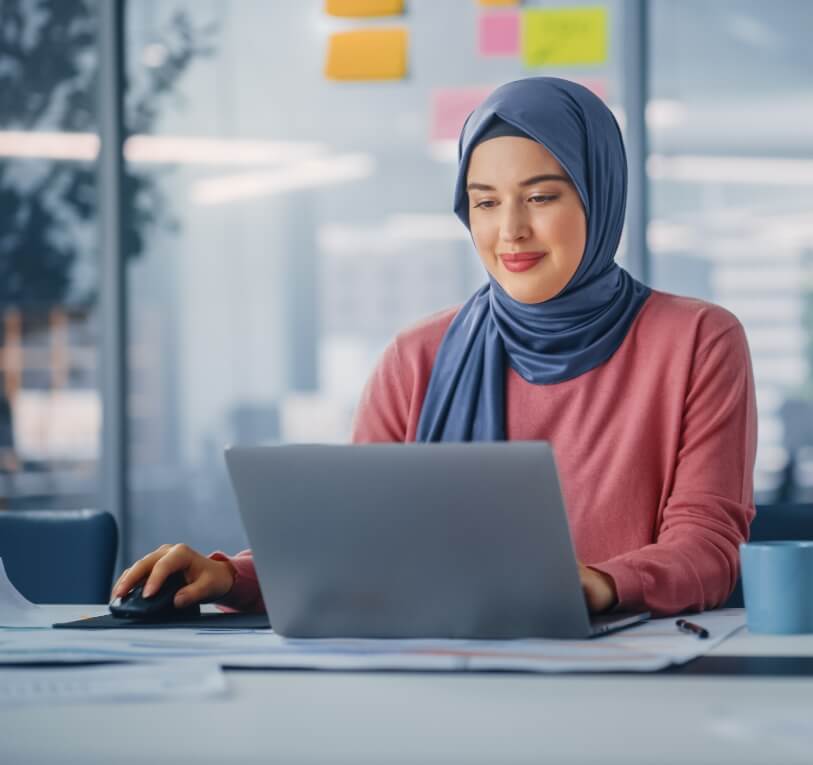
top-left (224, 442), bottom-right (649, 639)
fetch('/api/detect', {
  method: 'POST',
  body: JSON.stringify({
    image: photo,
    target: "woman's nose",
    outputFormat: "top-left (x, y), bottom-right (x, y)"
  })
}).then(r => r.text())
top-left (499, 204), bottom-right (530, 242)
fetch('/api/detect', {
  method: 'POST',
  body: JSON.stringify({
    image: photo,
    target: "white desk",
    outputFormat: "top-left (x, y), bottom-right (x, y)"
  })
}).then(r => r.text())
top-left (3, 606), bottom-right (813, 765)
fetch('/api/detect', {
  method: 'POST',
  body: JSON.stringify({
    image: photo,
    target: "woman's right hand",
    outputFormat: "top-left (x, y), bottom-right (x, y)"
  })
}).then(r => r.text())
top-left (111, 543), bottom-right (236, 609)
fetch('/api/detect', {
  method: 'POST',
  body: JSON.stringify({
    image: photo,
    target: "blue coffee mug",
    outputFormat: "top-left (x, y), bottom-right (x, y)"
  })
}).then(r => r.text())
top-left (740, 541), bottom-right (813, 634)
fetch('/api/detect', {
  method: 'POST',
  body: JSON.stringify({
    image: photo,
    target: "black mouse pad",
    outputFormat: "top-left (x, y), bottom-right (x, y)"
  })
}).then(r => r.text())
top-left (52, 613), bottom-right (271, 630)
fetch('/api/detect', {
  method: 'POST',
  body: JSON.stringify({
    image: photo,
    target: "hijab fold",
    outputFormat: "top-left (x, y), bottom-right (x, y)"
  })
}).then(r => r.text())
top-left (416, 77), bottom-right (651, 442)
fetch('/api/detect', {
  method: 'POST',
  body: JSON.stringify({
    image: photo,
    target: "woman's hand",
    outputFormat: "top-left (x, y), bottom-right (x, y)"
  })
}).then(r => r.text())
top-left (577, 563), bottom-right (618, 614)
top-left (111, 544), bottom-right (236, 609)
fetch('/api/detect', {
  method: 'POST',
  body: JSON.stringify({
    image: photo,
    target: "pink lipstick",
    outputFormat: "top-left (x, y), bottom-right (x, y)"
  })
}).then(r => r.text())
top-left (500, 251), bottom-right (546, 273)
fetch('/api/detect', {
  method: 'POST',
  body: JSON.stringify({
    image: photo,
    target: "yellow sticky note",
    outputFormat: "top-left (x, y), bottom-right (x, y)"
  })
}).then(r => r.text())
top-left (325, 0), bottom-right (404, 17)
top-left (522, 7), bottom-right (607, 67)
top-left (325, 27), bottom-right (408, 81)
top-left (478, 0), bottom-right (520, 6)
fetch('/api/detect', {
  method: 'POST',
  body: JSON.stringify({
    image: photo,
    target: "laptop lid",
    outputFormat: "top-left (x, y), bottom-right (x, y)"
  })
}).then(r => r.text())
top-left (225, 442), bottom-right (644, 640)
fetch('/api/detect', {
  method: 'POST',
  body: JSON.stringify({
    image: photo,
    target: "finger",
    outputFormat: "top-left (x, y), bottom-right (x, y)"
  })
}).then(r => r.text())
top-left (113, 549), bottom-right (165, 598)
top-left (111, 568), bottom-right (130, 592)
top-left (111, 568), bottom-right (129, 597)
top-left (174, 576), bottom-right (215, 608)
top-left (112, 546), bottom-right (171, 597)
top-left (114, 546), bottom-right (171, 592)
top-left (143, 544), bottom-right (195, 598)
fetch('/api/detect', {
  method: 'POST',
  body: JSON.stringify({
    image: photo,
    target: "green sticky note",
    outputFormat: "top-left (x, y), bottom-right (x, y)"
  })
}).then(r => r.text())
top-left (522, 6), bottom-right (607, 67)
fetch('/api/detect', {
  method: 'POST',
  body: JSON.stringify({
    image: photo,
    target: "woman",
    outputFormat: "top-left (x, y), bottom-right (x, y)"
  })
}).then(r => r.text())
top-left (113, 77), bottom-right (757, 617)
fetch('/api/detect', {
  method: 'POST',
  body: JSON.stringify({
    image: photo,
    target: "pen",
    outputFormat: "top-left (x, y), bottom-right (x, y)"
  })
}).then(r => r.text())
top-left (675, 618), bottom-right (709, 639)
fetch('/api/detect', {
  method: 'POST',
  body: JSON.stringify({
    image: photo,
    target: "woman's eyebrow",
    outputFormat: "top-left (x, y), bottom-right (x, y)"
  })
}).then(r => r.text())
top-left (519, 173), bottom-right (571, 187)
top-left (467, 174), bottom-right (571, 191)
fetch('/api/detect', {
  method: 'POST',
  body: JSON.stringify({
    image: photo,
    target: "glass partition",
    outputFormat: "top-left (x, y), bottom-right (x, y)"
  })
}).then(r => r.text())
top-left (123, 0), bottom-right (623, 556)
top-left (0, 0), bottom-right (100, 511)
top-left (649, 0), bottom-right (813, 503)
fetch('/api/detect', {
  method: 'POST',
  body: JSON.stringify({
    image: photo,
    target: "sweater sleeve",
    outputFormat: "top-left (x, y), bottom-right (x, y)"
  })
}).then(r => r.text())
top-left (209, 550), bottom-right (266, 614)
top-left (590, 322), bottom-right (757, 616)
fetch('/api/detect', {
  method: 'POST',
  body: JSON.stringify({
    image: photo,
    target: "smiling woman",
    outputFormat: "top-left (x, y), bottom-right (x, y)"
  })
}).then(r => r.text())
top-left (115, 77), bottom-right (758, 621)
top-left (466, 134), bottom-right (586, 304)
top-left (348, 78), bottom-right (757, 617)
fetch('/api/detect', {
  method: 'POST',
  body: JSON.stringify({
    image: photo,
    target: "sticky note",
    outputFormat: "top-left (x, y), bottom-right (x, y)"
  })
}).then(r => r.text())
top-left (430, 87), bottom-right (493, 141)
top-left (522, 6), bottom-right (608, 67)
top-left (572, 77), bottom-right (607, 100)
top-left (479, 11), bottom-right (520, 56)
top-left (478, 0), bottom-right (520, 6)
top-left (325, 27), bottom-right (408, 81)
top-left (324, 0), bottom-right (404, 17)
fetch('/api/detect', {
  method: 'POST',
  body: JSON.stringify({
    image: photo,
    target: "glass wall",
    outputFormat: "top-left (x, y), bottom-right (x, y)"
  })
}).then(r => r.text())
top-left (5, 0), bottom-right (810, 557)
top-left (649, 0), bottom-right (813, 503)
top-left (123, 0), bottom-right (623, 558)
top-left (0, 0), bottom-right (100, 510)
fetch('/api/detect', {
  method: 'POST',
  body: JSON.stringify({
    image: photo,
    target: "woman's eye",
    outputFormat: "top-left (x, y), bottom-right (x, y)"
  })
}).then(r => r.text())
top-left (472, 200), bottom-right (496, 209)
top-left (529, 194), bottom-right (558, 204)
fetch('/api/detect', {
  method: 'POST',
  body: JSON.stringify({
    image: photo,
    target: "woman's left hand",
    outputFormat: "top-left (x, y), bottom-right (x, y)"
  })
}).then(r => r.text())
top-left (577, 563), bottom-right (618, 614)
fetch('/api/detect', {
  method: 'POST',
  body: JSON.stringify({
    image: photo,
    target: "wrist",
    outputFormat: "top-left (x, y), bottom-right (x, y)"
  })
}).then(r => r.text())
top-left (595, 568), bottom-right (618, 612)
top-left (209, 553), bottom-right (237, 598)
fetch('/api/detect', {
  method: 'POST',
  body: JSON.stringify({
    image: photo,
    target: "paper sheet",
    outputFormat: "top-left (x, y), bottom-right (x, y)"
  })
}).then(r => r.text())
top-left (464, 610), bottom-right (746, 672)
top-left (0, 610), bottom-right (745, 673)
top-left (597, 609), bottom-right (747, 664)
top-left (0, 661), bottom-right (227, 706)
top-left (0, 558), bottom-right (57, 628)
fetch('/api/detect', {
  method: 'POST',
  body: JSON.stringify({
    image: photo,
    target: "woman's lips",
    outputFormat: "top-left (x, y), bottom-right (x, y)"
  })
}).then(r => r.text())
top-left (499, 251), bottom-right (547, 273)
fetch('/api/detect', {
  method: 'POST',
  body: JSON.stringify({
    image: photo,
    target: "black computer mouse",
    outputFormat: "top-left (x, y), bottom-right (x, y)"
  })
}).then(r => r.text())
top-left (109, 570), bottom-right (201, 620)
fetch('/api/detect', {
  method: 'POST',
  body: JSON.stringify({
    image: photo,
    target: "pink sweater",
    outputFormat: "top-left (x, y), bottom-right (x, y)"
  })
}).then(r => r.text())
top-left (213, 289), bottom-right (757, 617)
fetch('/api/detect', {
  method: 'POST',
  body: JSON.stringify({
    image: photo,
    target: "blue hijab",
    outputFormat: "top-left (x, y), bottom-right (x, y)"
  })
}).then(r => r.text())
top-left (416, 77), bottom-right (651, 442)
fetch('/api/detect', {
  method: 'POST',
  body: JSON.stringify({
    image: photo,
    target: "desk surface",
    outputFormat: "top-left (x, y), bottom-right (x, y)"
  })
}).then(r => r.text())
top-left (4, 606), bottom-right (813, 765)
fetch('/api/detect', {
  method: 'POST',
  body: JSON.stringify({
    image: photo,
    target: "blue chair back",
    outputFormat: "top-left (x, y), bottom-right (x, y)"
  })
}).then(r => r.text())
top-left (0, 509), bottom-right (118, 603)
top-left (725, 503), bottom-right (813, 608)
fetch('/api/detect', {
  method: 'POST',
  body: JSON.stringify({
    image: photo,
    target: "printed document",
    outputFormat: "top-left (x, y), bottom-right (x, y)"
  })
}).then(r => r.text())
top-left (0, 608), bottom-right (745, 673)
top-left (0, 660), bottom-right (227, 705)
top-left (0, 558), bottom-right (54, 628)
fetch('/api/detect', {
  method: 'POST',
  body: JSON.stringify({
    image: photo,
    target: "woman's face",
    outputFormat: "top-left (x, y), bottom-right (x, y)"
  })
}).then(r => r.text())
top-left (466, 136), bottom-right (587, 304)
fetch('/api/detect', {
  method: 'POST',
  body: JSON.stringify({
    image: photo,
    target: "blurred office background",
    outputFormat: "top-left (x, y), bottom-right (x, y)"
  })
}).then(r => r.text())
top-left (1, 0), bottom-right (812, 563)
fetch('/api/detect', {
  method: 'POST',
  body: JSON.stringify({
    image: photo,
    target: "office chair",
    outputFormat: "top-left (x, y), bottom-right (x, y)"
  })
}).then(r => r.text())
top-left (0, 509), bottom-right (118, 603)
top-left (724, 503), bottom-right (813, 608)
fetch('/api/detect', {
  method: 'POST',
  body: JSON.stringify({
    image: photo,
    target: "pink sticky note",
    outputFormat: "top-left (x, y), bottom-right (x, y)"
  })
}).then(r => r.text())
top-left (430, 87), bottom-right (493, 142)
top-left (479, 11), bottom-right (520, 57)
top-left (573, 78), bottom-right (608, 101)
